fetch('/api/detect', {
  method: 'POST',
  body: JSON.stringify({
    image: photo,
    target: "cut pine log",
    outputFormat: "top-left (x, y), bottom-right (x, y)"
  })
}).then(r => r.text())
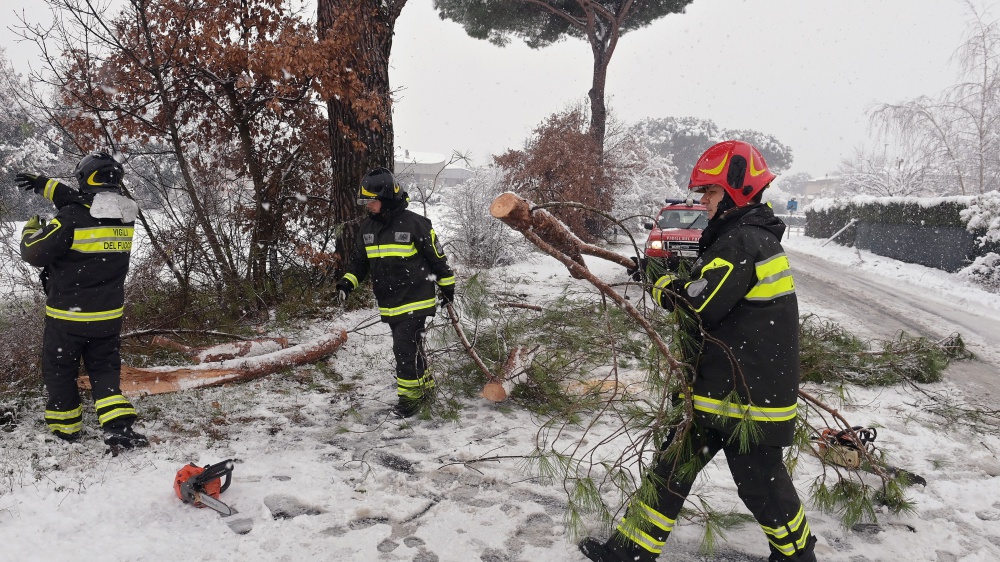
top-left (490, 192), bottom-right (588, 278)
top-left (79, 330), bottom-right (347, 396)
top-left (489, 192), bottom-right (636, 272)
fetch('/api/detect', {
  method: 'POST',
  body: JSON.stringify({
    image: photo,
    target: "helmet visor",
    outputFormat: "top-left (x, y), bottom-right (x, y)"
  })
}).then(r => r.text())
top-left (357, 198), bottom-right (375, 206)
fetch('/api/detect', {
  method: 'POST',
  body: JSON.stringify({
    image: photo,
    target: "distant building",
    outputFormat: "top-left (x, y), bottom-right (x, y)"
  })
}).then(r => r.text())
top-left (803, 176), bottom-right (842, 205)
top-left (394, 149), bottom-right (473, 190)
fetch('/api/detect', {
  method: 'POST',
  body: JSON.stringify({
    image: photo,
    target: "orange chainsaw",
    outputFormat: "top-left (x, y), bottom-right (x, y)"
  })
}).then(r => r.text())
top-left (174, 459), bottom-right (237, 517)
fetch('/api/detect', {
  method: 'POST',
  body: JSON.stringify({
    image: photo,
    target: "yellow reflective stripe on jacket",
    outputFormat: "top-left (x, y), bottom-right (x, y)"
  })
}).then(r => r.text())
top-left (691, 393), bottom-right (797, 422)
top-left (43, 179), bottom-right (60, 201)
top-left (22, 218), bottom-right (62, 247)
top-left (746, 253), bottom-right (795, 301)
top-left (430, 229), bottom-right (446, 258)
top-left (365, 243), bottom-right (417, 259)
top-left (343, 273), bottom-right (359, 289)
top-left (693, 257), bottom-right (734, 312)
top-left (45, 406), bottom-right (83, 420)
top-left (651, 274), bottom-right (674, 307)
top-left (71, 226), bottom-right (134, 253)
top-left (437, 275), bottom-right (456, 286)
top-left (615, 520), bottom-right (664, 554)
top-left (46, 306), bottom-right (124, 322)
top-left (379, 297), bottom-right (436, 317)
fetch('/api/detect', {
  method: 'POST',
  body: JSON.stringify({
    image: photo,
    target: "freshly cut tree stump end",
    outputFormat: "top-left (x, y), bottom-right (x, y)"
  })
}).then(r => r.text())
top-left (481, 382), bottom-right (508, 402)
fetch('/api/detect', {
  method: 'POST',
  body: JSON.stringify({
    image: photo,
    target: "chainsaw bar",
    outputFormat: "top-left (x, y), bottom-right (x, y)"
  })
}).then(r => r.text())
top-left (194, 490), bottom-right (238, 517)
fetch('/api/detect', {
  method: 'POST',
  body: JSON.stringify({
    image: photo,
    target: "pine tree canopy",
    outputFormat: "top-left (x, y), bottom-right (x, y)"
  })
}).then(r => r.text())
top-left (433, 0), bottom-right (693, 49)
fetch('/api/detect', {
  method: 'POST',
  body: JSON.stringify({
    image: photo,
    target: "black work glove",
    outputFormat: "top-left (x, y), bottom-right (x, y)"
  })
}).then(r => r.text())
top-left (439, 284), bottom-right (455, 305)
top-left (665, 255), bottom-right (681, 272)
top-left (335, 279), bottom-right (352, 306)
top-left (14, 173), bottom-right (50, 194)
top-left (627, 256), bottom-right (647, 282)
top-left (645, 257), bottom-right (671, 283)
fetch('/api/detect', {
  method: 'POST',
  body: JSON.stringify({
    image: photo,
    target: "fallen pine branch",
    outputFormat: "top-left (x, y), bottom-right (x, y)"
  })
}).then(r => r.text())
top-left (79, 330), bottom-right (348, 396)
top-left (444, 303), bottom-right (502, 401)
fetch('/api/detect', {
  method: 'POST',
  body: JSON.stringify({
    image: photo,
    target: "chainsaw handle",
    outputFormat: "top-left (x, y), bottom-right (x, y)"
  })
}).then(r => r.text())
top-left (219, 466), bottom-right (232, 494)
top-left (194, 459), bottom-right (235, 493)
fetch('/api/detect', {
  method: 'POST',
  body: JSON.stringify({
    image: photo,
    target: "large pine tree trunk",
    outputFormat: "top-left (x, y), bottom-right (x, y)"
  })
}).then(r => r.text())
top-left (317, 1), bottom-right (407, 277)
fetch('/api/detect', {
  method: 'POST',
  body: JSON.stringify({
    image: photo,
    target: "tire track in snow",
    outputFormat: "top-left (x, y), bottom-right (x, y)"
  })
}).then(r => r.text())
top-left (788, 248), bottom-right (1000, 403)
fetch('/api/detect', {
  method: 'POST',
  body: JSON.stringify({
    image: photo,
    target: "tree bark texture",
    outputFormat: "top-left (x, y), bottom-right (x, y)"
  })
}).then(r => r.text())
top-left (489, 192), bottom-right (635, 273)
top-left (317, 0), bottom-right (407, 278)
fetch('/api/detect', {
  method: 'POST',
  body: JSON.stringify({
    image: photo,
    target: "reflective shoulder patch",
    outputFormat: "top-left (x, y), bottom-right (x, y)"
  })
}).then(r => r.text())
top-left (686, 278), bottom-right (709, 298)
top-left (364, 234), bottom-right (375, 244)
top-left (394, 231), bottom-right (411, 243)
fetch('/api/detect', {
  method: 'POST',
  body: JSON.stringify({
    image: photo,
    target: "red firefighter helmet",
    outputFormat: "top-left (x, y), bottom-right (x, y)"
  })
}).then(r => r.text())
top-left (688, 140), bottom-right (776, 207)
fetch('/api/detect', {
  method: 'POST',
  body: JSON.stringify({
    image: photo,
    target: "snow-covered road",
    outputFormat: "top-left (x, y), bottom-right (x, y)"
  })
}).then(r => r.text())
top-left (786, 240), bottom-right (1000, 406)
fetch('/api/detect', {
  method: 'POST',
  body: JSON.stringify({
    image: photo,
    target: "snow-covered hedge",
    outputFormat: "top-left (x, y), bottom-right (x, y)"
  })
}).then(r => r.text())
top-left (804, 192), bottom-right (1000, 288)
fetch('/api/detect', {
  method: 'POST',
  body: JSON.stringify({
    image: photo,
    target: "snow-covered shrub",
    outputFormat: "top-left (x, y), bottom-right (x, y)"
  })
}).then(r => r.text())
top-left (961, 190), bottom-right (1000, 245)
top-left (959, 191), bottom-right (1000, 291)
top-left (610, 127), bottom-right (679, 236)
top-left (957, 252), bottom-right (1000, 291)
top-left (442, 168), bottom-right (527, 269)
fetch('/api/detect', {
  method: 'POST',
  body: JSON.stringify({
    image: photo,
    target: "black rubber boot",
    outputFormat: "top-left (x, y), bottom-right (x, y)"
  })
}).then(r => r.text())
top-left (103, 424), bottom-right (149, 449)
top-left (579, 537), bottom-right (618, 562)
top-left (392, 397), bottom-right (422, 419)
top-left (579, 536), bottom-right (658, 562)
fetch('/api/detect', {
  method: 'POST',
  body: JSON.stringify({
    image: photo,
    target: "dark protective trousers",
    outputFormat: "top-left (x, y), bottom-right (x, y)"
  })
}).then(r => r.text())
top-left (42, 322), bottom-right (137, 437)
top-left (610, 425), bottom-right (815, 561)
top-left (389, 316), bottom-right (434, 400)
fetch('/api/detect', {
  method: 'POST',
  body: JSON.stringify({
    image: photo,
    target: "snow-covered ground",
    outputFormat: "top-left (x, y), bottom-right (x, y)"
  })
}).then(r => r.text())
top-left (2, 231), bottom-right (1000, 562)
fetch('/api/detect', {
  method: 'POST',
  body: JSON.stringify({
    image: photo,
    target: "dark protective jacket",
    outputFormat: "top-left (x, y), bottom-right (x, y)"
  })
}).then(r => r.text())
top-left (20, 185), bottom-right (136, 337)
top-left (341, 201), bottom-right (455, 323)
top-left (649, 204), bottom-right (799, 446)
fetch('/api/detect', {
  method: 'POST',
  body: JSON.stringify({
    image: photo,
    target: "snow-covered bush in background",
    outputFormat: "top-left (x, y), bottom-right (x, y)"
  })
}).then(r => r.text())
top-left (611, 127), bottom-right (679, 235)
top-left (961, 190), bottom-right (1000, 245)
top-left (957, 252), bottom-right (1000, 291)
top-left (442, 168), bottom-right (527, 269)
top-left (959, 190), bottom-right (1000, 290)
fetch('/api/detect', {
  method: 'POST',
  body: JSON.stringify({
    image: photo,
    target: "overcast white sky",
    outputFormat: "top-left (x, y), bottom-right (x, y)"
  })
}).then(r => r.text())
top-left (3, 0), bottom-right (997, 178)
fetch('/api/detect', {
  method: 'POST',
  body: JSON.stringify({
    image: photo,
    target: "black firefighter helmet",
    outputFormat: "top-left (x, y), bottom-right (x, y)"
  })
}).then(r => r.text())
top-left (74, 152), bottom-right (125, 193)
top-left (357, 167), bottom-right (403, 205)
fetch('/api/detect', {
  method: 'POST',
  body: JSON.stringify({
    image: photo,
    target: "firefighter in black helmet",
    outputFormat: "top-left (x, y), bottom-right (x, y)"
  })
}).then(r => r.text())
top-left (15, 152), bottom-right (147, 449)
top-left (336, 167), bottom-right (456, 418)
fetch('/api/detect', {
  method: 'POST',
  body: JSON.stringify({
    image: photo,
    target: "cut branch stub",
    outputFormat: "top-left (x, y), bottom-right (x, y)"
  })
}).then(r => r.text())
top-left (490, 192), bottom-right (588, 278)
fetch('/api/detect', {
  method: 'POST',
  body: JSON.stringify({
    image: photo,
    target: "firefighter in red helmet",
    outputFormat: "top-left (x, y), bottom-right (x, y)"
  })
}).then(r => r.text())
top-left (581, 141), bottom-right (817, 561)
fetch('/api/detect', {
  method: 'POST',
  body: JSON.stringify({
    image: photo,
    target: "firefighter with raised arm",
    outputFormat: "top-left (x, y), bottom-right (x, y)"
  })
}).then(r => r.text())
top-left (16, 152), bottom-right (147, 449)
top-left (336, 167), bottom-right (456, 418)
top-left (581, 141), bottom-right (817, 561)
